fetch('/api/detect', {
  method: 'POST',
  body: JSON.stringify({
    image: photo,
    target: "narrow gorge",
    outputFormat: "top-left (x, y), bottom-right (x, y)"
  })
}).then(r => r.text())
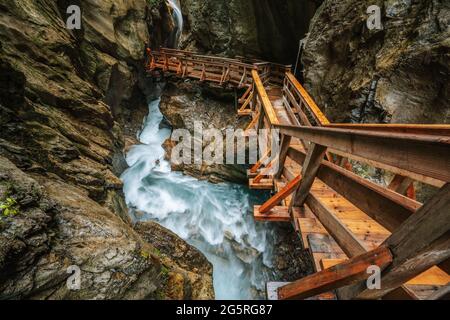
top-left (0, 0), bottom-right (448, 301)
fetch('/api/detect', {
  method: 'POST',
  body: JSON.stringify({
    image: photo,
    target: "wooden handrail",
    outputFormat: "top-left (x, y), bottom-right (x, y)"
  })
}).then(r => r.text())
top-left (275, 124), bottom-right (450, 183)
top-left (285, 71), bottom-right (330, 126)
top-left (325, 123), bottom-right (450, 136)
top-left (252, 70), bottom-right (279, 126)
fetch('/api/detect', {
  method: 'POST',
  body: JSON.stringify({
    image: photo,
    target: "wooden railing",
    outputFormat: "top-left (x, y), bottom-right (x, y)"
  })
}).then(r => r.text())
top-left (145, 47), bottom-right (450, 300)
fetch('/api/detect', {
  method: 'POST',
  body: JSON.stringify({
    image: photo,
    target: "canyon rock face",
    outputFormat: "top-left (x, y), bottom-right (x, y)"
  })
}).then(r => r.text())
top-left (134, 221), bottom-right (214, 299)
top-left (179, 0), bottom-right (322, 64)
top-left (160, 80), bottom-right (248, 184)
top-left (0, 0), bottom-right (214, 299)
top-left (302, 0), bottom-right (450, 123)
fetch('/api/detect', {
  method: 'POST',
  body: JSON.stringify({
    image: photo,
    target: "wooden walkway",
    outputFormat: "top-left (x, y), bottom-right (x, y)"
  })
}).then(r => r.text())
top-left (146, 47), bottom-right (450, 300)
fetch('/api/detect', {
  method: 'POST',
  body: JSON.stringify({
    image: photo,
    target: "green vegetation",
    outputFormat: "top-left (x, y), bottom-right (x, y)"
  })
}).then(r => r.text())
top-left (140, 250), bottom-right (150, 259)
top-left (160, 265), bottom-right (170, 276)
top-left (0, 197), bottom-right (19, 218)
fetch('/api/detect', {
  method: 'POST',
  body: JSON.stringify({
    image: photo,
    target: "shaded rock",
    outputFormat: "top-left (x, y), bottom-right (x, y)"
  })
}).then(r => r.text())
top-left (302, 0), bottom-right (450, 123)
top-left (0, 0), bottom-right (216, 301)
top-left (160, 80), bottom-right (248, 184)
top-left (134, 221), bottom-right (214, 300)
top-left (179, 0), bottom-right (322, 64)
top-left (0, 156), bottom-right (162, 299)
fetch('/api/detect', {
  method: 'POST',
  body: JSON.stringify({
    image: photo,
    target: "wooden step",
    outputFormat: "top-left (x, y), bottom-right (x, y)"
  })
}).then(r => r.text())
top-left (254, 205), bottom-right (303, 223)
top-left (247, 169), bottom-right (258, 178)
top-left (249, 178), bottom-right (274, 190)
top-left (237, 109), bottom-right (252, 116)
top-left (254, 205), bottom-right (290, 222)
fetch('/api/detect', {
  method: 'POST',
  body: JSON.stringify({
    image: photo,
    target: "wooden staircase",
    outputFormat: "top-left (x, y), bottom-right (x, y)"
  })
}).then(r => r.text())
top-left (146, 47), bottom-right (450, 300)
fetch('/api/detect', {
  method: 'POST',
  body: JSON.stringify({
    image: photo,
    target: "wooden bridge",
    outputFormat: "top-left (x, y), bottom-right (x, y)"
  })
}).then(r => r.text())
top-left (146, 48), bottom-right (450, 300)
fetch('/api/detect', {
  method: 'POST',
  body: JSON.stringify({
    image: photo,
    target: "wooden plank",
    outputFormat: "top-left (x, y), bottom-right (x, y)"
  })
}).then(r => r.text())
top-left (340, 183), bottom-right (450, 299)
top-left (277, 246), bottom-right (393, 300)
top-left (305, 193), bottom-right (368, 257)
top-left (298, 218), bottom-right (328, 234)
top-left (253, 159), bottom-right (276, 183)
top-left (320, 259), bottom-right (346, 270)
top-left (388, 175), bottom-right (414, 196)
top-left (307, 234), bottom-right (345, 254)
top-left (426, 284), bottom-right (450, 300)
top-left (249, 178), bottom-right (274, 190)
top-left (291, 144), bottom-right (327, 206)
top-left (252, 70), bottom-right (280, 125)
top-left (254, 205), bottom-right (291, 222)
top-left (406, 266), bottom-right (450, 286)
top-left (250, 150), bottom-right (270, 174)
top-left (276, 124), bottom-right (450, 183)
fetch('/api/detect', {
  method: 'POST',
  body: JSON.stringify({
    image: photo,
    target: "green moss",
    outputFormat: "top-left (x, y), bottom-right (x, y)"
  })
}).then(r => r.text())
top-left (0, 197), bottom-right (19, 218)
top-left (160, 265), bottom-right (170, 276)
top-left (153, 247), bottom-right (161, 257)
top-left (140, 250), bottom-right (150, 259)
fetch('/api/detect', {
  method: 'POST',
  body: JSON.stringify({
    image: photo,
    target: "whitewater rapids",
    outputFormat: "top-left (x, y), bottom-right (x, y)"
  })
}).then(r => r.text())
top-left (121, 98), bottom-right (276, 299)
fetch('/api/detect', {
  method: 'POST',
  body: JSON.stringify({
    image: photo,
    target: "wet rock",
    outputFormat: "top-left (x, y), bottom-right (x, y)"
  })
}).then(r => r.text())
top-left (134, 221), bottom-right (215, 300)
top-left (271, 224), bottom-right (313, 282)
top-left (160, 80), bottom-right (248, 184)
top-left (0, 156), bottom-right (162, 299)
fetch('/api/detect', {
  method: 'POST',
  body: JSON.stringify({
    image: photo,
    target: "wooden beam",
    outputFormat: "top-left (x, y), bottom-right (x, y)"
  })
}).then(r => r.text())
top-left (275, 135), bottom-right (292, 179)
top-left (277, 124), bottom-right (450, 183)
top-left (259, 175), bottom-right (301, 214)
top-left (277, 246), bottom-right (393, 300)
top-left (252, 70), bottom-right (279, 125)
top-left (325, 123), bottom-right (450, 136)
top-left (340, 183), bottom-right (450, 299)
top-left (291, 144), bottom-right (327, 207)
top-left (305, 193), bottom-right (368, 257)
top-left (329, 148), bottom-right (445, 188)
top-left (254, 205), bottom-right (302, 222)
top-left (250, 150), bottom-right (270, 174)
top-left (388, 175), bottom-right (414, 196)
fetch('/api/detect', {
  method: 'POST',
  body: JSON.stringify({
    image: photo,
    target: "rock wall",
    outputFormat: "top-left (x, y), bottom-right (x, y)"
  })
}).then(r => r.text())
top-left (0, 0), bottom-right (213, 299)
top-left (178, 0), bottom-right (322, 64)
top-left (160, 80), bottom-right (248, 183)
top-left (302, 0), bottom-right (450, 123)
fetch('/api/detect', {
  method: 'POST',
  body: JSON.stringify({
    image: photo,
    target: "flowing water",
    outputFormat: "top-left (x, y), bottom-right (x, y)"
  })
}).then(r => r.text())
top-left (167, 0), bottom-right (183, 48)
top-left (121, 97), bottom-right (277, 299)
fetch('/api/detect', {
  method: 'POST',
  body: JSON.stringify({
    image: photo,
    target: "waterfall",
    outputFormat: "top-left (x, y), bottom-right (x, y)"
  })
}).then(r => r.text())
top-left (121, 97), bottom-right (276, 299)
top-left (167, 0), bottom-right (183, 47)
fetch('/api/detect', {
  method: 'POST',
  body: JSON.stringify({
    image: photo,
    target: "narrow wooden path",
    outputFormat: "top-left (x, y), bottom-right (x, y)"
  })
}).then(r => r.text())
top-left (146, 47), bottom-right (450, 300)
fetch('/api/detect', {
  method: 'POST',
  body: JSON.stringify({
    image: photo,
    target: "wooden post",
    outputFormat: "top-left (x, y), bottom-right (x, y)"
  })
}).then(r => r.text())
top-left (275, 135), bottom-right (292, 179)
top-left (291, 143), bottom-right (327, 207)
